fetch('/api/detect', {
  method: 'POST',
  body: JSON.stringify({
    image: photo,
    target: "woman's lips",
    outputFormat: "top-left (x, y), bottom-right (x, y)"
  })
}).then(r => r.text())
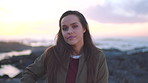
top-left (67, 36), bottom-right (76, 40)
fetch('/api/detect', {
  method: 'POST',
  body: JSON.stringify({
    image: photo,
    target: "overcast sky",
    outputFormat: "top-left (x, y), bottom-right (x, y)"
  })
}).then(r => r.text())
top-left (83, 0), bottom-right (148, 23)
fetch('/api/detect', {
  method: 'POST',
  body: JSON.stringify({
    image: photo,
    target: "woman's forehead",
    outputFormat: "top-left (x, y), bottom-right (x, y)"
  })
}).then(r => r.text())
top-left (61, 15), bottom-right (80, 25)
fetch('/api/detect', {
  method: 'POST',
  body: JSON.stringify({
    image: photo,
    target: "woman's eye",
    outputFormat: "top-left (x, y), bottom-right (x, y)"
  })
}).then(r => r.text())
top-left (72, 25), bottom-right (78, 28)
top-left (62, 27), bottom-right (68, 31)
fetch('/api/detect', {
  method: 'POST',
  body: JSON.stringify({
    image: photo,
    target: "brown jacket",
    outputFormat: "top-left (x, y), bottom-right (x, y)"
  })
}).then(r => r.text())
top-left (20, 51), bottom-right (109, 83)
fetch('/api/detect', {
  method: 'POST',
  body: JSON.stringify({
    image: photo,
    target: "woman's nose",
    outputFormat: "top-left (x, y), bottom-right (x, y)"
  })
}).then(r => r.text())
top-left (67, 27), bottom-right (74, 34)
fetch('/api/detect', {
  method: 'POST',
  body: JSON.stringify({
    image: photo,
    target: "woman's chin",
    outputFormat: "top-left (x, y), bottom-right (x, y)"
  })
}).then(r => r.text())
top-left (67, 41), bottom-right (77, 46)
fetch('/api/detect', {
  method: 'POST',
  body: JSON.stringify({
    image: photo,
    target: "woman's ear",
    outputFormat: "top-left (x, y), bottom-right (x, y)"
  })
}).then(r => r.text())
top-left (83, 28), bottom-right (86, 33)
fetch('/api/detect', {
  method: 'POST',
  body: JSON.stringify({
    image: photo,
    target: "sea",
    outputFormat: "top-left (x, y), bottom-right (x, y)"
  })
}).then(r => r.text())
top-left (0, 36), bottom-right (148, 78)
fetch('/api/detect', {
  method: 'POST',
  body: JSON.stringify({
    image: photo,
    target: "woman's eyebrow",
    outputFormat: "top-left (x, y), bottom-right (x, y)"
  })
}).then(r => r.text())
top-left (70, 22), bottom-right (78, 25)
top-left (62, 25), bottom-right (67, 27)
top-left (61, 22), bottom-right (78, 27)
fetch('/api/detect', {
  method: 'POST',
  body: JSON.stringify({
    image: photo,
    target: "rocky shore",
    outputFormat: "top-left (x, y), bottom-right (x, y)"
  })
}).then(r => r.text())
top-left (0, 41), bottom-right (148, 83)
top-left (106, 52), bottom-right (148, 83)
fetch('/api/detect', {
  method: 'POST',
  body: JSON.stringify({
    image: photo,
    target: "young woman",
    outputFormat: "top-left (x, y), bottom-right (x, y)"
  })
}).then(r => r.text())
top-left (20, 10), bottom-right (109, 83)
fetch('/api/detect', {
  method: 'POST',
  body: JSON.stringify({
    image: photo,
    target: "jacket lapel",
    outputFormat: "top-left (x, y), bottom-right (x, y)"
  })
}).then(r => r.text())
top-left (75, 54), bottom-right (87, 83)
top-left (57, 57), bottom-right (70, 83)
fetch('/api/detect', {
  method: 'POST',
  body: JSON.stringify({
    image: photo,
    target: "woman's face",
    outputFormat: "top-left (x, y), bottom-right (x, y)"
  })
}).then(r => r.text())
top-left (61, 15), bottom-right (86, 48)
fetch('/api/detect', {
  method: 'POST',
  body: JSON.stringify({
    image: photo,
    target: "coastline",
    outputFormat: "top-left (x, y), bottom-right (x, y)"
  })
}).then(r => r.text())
top-left (0, 41), bottom-right (148, 83)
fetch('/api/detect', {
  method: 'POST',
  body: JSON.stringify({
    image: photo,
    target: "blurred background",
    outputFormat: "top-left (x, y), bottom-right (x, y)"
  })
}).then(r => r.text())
top-left (0, 0), bottom-right (148, 83)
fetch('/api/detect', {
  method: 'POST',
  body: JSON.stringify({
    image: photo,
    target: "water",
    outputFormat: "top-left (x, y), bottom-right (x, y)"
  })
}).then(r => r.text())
top-left (0, 50), bottom-right (31, 78)
top-left (19, 37), bottom-right (148, 51)
top-left (1, 37), bottom-right (148, 56)
top-left (0, 50), bottom-right (31, 61)
top-left (1, 37), bottom-right (148, 59)
top-left (0, 65), bottom-right (21, 78)
top-left (94, 37), bottom-right (148, 51)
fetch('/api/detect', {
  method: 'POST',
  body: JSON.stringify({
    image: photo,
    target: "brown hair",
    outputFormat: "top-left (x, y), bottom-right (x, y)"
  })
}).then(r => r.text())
top-left (44, 10), bottom-right (100, 83)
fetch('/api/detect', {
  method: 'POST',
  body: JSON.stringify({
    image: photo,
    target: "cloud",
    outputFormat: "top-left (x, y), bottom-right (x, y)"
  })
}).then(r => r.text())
top-left (123, 0), bottom-right (148, 15)
top-left (83, 0), bottom-right (148, 23)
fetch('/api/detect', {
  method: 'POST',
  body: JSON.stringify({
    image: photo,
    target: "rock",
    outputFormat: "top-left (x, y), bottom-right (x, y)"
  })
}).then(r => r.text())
top-left (103, 48), bottom-right (126, 56)
top-left (0, 78), bottom-right (20, 83)
top-left (0, 75), bottom-right (9, 79)
top-left (106, 52), bottom-right (148, 83)
top-left (0, 41), bottom-right (31, 52)
top-left (0, 46), bottom-right (48, 69)
top-left (30, 46), bottom-right (47, 57)
top-left (0, 55), bottom-right (35, 69)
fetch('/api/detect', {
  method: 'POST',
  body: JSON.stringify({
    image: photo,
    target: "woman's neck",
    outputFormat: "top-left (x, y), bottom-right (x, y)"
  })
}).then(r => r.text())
top-left (72, 45), bottom-right (83, 56)
top-left (72, 39), bottom-right (84, 55)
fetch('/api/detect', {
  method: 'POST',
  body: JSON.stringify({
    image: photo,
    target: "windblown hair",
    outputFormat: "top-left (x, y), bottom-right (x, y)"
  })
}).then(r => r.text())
top-left (44, 10), bottom-right (100, 83)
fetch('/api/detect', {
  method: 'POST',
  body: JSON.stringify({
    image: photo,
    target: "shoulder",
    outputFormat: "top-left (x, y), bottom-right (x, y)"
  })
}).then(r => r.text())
top-left (94, 48), bottom-right (106, 61)
top-left (45, 45), bottom-right (55, 52)
top-left (92, 48), bottom-right (108, 71)
top-left (43, 45), bottom-right (56, 59)
top-left (93, 47), bottom-right (104, 56)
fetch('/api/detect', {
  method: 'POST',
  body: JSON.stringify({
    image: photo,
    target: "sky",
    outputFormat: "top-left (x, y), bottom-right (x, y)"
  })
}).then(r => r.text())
top-left (0, 0), bottom-right (148, 40)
